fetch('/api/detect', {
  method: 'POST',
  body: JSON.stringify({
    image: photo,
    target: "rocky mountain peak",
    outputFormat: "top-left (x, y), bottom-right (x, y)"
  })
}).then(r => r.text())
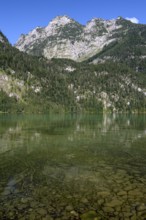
top-left (44, 15), bottom-right (79, 36)
top-left (48, 15), bottom-right (73, 26)
top-left (15, 16), bottom-right (132, 61)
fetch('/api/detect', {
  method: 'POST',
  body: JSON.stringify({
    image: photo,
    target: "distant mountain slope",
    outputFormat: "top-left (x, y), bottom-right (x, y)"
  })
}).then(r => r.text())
top-left (1, 31), bottom-right (146, 113)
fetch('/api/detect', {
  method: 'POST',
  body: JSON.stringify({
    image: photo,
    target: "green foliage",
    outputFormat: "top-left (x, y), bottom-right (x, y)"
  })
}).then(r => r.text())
top-left (0, 90), bottom-right (24, 113)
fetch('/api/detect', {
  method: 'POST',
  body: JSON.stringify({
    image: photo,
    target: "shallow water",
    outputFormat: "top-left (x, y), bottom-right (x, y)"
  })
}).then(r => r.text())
top-left (0, 114), bottom-right (146, 220)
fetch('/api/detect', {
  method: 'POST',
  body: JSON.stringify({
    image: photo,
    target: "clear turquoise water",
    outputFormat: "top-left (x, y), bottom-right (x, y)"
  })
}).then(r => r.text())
top-left (0, 114), bottom-right (146, 219)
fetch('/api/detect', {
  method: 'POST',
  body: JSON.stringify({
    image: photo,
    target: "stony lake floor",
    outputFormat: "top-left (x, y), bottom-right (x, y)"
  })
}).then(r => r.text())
top-left (0, 114), bottom-right (146, 219)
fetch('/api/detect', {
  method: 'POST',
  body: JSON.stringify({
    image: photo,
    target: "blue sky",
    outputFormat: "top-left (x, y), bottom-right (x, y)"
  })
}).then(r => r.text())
top-left (0, 0), bottom-right (146, 44)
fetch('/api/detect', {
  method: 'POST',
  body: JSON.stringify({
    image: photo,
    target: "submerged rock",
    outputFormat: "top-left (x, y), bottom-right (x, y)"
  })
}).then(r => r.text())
top-left (102, 206), bottom-right (114, 213)
top-left (117, 191), bottom-right (127, 196)
top-left (97, 191), bottom-right (111, 197)
top-left (65, 205), bottom-right (74, 212)
top-left (136, 204), bottom-right (146, 212)
top-left (37, 208), bottom-right (47, 216)
top-left (70, 210), bottom-right (79, 217)
top-left (104, 199), bottom-right (123, 207)
top-left (81, 198), bottom-right (89, 204)
top-left (80, 210), bottom-right (99, 220)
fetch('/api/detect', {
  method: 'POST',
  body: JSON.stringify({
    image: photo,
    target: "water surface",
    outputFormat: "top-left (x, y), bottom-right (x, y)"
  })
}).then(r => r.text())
top-left (0, 114), bottom-right (146, 219)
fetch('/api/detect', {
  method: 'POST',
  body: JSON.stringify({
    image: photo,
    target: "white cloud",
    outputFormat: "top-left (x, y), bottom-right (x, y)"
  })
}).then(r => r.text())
top-left (125, 17), bottom-right (139, 24)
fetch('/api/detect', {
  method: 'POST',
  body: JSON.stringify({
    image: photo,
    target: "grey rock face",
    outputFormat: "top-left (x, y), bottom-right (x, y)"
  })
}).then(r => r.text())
top-left (15, 15), bottom-right (123, 61)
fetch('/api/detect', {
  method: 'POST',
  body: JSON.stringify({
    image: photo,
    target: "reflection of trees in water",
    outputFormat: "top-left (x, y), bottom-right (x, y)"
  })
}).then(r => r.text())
top-left (0, 114), bottom-right (146, 155)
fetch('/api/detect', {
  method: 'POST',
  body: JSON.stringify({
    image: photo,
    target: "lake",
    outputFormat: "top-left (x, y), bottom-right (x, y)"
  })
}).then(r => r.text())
top-left (0, 114), bottom-right (146, 220)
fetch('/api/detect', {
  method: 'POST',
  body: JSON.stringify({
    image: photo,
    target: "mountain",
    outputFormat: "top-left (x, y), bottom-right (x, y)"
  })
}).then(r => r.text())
top-left (1, 29), bottom-right (146, 113)
top-left (15, 15), bottom-right (125, 61)
top-left (15, 16), bottom-right (146, 74)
